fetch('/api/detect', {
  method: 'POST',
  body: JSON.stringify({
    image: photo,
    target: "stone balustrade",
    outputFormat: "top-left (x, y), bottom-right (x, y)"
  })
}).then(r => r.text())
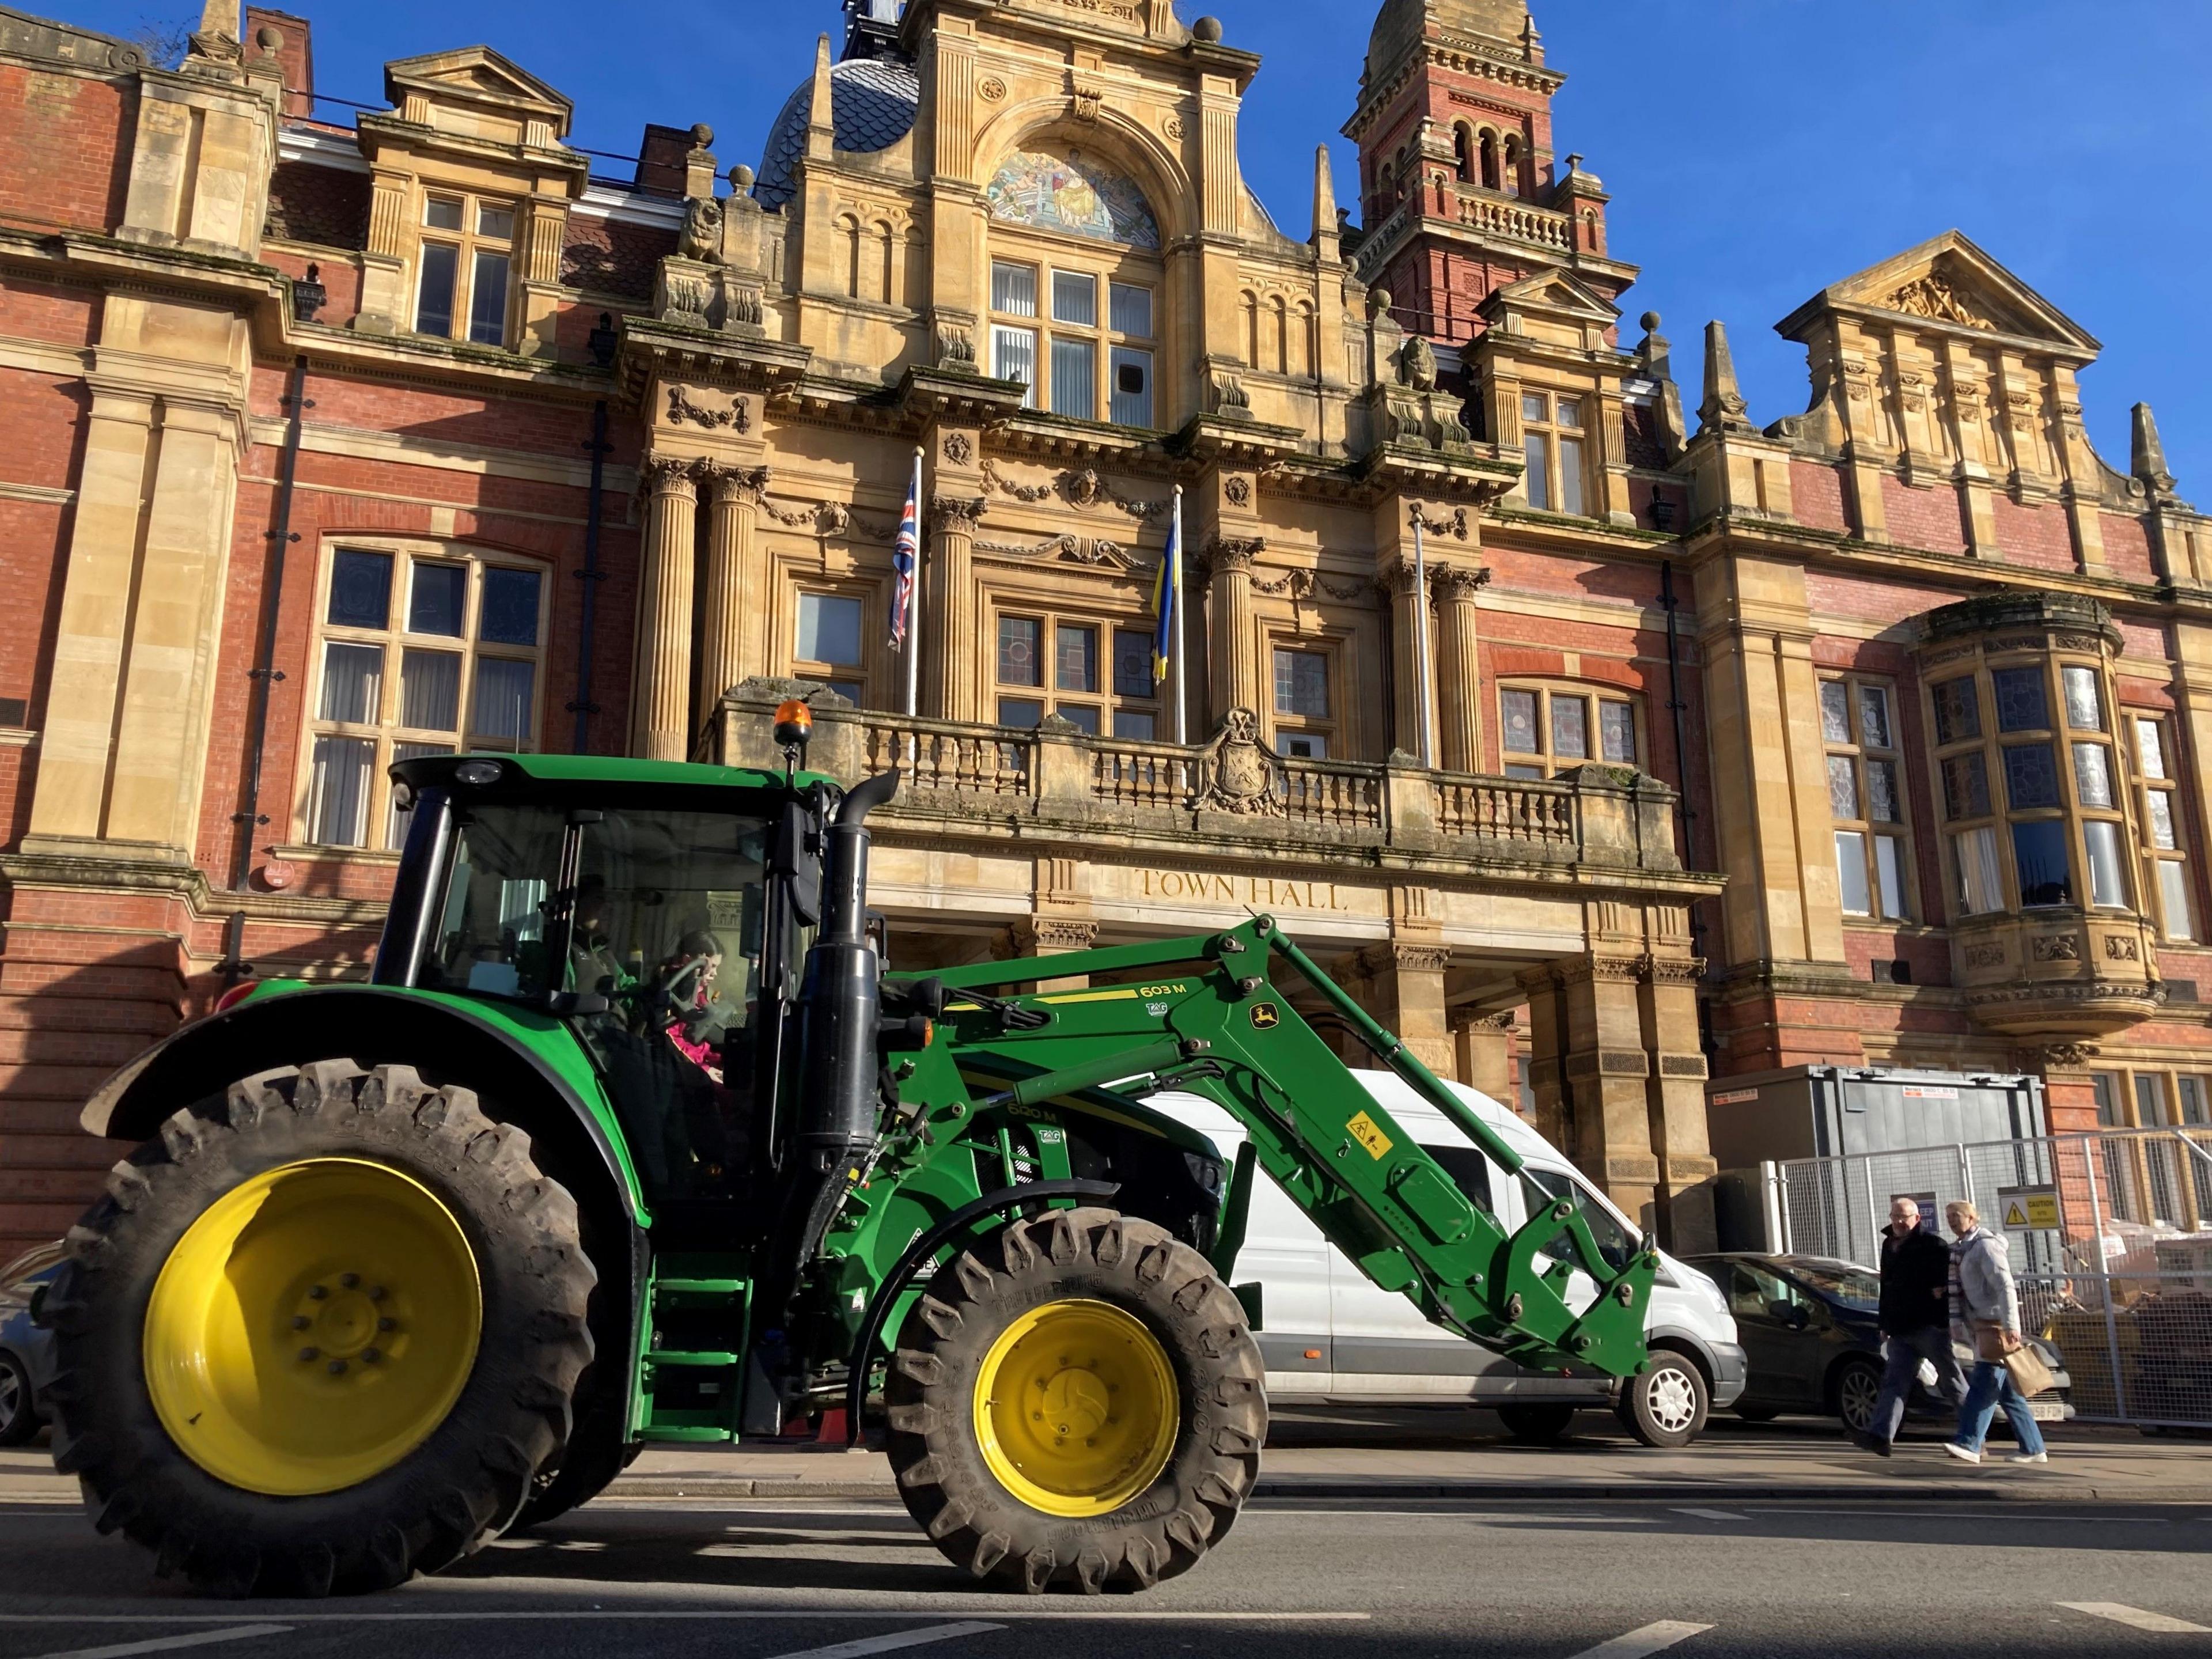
top-left (712, 679), bottom-right (1685, 878)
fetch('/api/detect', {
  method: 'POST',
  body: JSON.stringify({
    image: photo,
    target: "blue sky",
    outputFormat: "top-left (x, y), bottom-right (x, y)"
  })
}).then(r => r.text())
top-left (59, 0), bottom-right (2212, 489)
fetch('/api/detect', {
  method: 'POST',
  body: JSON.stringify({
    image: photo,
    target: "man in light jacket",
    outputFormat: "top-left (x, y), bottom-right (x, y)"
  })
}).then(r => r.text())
top-left (1943, 1200), bottom-right (2049, 1465)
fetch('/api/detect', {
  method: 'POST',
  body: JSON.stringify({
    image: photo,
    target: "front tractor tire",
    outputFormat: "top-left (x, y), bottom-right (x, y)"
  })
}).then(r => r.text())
top-left (885, 1207), bottom-right (1266, 1594)
top-left (44, 1060), bottom-right (596, 1596)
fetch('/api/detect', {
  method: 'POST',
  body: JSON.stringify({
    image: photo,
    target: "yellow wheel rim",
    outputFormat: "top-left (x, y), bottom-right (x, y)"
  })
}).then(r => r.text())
top-left (143, 1157), bottom-right (483, 1497)
top-left (972, 1298), bottom-right (1179, 1518)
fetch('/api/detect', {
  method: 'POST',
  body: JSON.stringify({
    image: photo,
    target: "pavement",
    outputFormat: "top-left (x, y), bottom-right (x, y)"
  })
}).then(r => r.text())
top-left (4, 1414), bottom-right (2211, 1656)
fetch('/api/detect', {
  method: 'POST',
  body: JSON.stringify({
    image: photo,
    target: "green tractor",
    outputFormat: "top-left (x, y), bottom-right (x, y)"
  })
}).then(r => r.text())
top-left (42, 706), bottom-right (1657, 1597)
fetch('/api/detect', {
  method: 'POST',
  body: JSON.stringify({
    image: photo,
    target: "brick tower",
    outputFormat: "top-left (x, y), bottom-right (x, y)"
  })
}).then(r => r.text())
top-left (1345, 0), bottom-right (1638, 358)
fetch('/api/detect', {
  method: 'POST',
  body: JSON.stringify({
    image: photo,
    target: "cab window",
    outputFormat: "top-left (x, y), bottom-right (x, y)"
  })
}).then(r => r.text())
top-left (1526, 1167), bottom-right (1637, 1272)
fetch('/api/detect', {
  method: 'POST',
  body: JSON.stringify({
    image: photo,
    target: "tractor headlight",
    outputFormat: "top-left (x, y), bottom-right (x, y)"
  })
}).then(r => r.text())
top-left (1183, 1152), bottom-right (1224, 1198)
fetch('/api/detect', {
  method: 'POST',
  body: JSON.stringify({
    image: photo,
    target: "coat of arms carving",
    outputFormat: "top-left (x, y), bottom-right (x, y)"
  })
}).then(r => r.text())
top-left (1190, 707), bottom-right (1286, 817)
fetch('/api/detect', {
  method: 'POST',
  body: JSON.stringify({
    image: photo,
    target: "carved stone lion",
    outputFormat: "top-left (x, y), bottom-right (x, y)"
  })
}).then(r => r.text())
top-left (679, 196), bottom-right (725, 264)
top-left (1399, 334), bottom-right (1438, 393)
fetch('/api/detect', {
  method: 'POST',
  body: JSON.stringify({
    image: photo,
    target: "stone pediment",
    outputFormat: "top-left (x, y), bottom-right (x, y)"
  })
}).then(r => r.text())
top-left (384, 46), bottom-right (573, 134)
top-left (1785, 231), bottom-right (2099, 358)
top-left (1480, 266), bottom-right (1620, 327)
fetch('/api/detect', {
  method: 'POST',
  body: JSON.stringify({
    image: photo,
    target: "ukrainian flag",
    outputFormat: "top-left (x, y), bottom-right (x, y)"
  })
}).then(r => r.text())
top-left (1151, 494), bottom-right (1180, 685)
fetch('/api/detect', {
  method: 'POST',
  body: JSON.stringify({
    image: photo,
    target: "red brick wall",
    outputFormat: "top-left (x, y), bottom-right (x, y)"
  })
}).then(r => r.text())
top-left (2101, 512), bottom-right (2156, 581)
top-left (0, 66), bottom-right (131, 233)
top-left (1991, 493), bottom-right (2074, 571)
top-left (1789, 460), bottom-right (1850, 533)
top-left (1880, 475), bottom-right (1968, 555)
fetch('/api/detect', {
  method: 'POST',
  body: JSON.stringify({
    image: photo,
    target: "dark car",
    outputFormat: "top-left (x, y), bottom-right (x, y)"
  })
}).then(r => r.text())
top-left (1682, 1252), bottom-right (2072, 1437)
top-left (0, 1241), bottom-right (62, 1445)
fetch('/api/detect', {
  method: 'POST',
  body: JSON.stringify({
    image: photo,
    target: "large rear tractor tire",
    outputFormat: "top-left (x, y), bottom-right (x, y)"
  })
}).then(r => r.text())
top-left (44, 1060), bottom-right (596, 1596)
top-left (885, 1207), bottom-right (1266, 1594)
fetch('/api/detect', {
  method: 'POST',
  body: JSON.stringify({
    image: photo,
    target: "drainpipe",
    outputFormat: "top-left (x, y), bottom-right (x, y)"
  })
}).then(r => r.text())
top-left (570, 400), bottom-right (609, 753)
top-left (222, 355), bottom-right (310, 982)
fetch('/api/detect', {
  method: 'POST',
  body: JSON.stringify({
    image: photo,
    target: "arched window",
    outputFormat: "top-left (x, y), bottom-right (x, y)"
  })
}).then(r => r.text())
top-left (1502, 135), bottom-right (1523, 198)
top-left (1479, 131), bottom-right (1500, 191)
top-left (1453, 124), bottom-right (1474, 183)
top-left (838, 214), bottom-right (863, 299)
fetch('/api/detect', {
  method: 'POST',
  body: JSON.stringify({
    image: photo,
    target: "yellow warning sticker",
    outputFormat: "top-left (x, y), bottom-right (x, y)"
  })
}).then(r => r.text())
top-left (1346, 1110), bottom-right (1393, 1160)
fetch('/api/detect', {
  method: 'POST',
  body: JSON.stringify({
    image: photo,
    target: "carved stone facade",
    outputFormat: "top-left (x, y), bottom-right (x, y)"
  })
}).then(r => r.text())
top-left (0, 0), bottom-right (2205, 1263)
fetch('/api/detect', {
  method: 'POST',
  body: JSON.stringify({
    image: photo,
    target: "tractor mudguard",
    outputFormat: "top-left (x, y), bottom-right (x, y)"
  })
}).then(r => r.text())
top-left (82, 984), bottom-right (649, 1234)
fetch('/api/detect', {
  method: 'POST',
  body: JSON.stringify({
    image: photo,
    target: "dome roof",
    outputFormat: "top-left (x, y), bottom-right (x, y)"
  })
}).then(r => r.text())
top-left (1366, 0), bottom-right (1529, 79)
top-left (754, 55), bottom-right (920, 211)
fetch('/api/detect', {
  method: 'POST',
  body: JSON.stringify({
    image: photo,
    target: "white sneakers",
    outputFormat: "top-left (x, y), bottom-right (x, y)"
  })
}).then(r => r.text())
top-left (1941, 1442), bottom-right (2050, 1466)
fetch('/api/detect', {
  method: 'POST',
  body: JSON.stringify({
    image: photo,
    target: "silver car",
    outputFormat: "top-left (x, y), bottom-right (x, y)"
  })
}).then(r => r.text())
top-left (0, 1241), bottom-right (62, 1445)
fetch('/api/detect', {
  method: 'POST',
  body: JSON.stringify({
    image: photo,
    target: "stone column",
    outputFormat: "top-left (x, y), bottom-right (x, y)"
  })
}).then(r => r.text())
top-left (1342, 942), bottom-right (1453, 1075)
top-left (1639, 955), bottom-right (1718, 1252)
top-left (1007, 915), bottom-right (1100, 994)
top-left (1433, 566), bottom-right (1489, 774)
top-left (1520, 954), bottom-right (1665, 1233)
top-left (631, 455), bottom-right (702, 762)
top-left (1451, 1010), bottom-right (1518, 1104)
top-left (696, 465), bottom-right (768, 721)
top-left (927, 495), bottom-right (985, 723)
top-left (1205, 536), bottom-right (1265, 722)
top-left (1385, 560), bottom-right (1436, 765)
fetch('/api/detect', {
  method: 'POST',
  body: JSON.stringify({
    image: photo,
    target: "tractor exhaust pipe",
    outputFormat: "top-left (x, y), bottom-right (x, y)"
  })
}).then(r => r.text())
top-left (779, 769), bottom-right (901, 1282)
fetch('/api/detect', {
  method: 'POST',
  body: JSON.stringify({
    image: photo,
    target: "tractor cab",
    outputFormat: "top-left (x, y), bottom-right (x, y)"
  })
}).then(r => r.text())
top-left (376, 752), bottom-right (834, 1211)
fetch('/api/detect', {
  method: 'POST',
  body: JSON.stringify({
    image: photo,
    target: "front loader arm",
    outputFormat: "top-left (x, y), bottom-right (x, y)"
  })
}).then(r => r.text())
top-left (911, 916), bottom-right (1655, 1379)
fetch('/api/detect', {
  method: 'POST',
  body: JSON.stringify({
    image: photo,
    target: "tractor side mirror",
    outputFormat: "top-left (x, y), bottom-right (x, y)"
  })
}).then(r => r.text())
top-left (772, 801), bottom-right (821, 927)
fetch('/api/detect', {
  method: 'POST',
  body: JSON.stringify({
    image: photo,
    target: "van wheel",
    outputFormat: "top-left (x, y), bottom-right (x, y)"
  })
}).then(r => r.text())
top-left (1497, 1403), bottom-right (1577, 1445)
top-left (1616, 1349), bottom-right (1708, 1448)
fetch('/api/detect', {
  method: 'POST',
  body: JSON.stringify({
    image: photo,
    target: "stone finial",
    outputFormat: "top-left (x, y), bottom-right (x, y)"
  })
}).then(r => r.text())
top-left (1637, 310), bottom-right (1672, 382)
top-left (805, 33), bottom-right (836, 161)
top-left (1311, 145), bottom-right (1339, 257)
top-left (198, 0), bottom-right (238, 40)
top-left (1696, 320), bottom-right (1753, 438)
top-left (2133, 402), bottom-right (2179, 498)
top-left (1192, 15), bottom-right (1224, 43)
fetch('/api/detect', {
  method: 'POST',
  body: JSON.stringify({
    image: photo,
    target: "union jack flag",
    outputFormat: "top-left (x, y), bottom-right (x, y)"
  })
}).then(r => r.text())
top-left (888, 462), bottom-right (921, 648)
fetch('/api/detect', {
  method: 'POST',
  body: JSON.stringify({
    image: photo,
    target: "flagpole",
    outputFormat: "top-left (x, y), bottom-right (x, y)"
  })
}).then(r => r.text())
top-left (904, 446), bottom-right (923, 768)
top-left (1412, 506), bottom-right (1434, 768)
top-left (1171, 485), bottom-right (1186, 748)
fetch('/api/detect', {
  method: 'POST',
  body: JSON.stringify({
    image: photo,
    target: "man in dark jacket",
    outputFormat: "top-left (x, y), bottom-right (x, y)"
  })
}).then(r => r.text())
top-left (1854, 1196), bottom-right (1967, 1454)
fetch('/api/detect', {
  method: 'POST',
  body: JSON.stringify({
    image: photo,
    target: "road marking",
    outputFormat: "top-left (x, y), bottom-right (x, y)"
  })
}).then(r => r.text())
top-left (763, 1624), bottom-right (1003, 1659)
top-left (22, 1627), bottom-right (290, 1659)
top-left (1668, 1508), bottom-right (1748, 1522)
top-left (1567, 1622), bottom-right (1714, 1659)
top-left (0, 1613), bottom-right (1373, 1626)
top-left (2058, 1603), bottom-right (2212, 1634)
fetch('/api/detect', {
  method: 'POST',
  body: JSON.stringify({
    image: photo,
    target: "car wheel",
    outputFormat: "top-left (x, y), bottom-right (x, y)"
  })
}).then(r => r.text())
top-left (0, 1352), bottom-right (35, 1445)
top-left (1834, 1358), bottom-right (1883, 1437)
top-left (1616, 1350), bottom-right (1709, 1448)
top-left (1733, 1404), bottom-right (1780, 1423)
top-left (1497, 1403), bottom-right (1578, 1445)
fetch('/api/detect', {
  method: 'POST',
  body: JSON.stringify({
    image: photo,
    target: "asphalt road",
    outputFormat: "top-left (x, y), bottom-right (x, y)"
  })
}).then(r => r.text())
top-left (4, 1492), bottom-right (2211, 1659)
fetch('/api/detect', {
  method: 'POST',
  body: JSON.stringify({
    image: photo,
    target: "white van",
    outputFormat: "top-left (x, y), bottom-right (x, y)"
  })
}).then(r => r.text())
top-left (1149, 1070), bottom-right (1747, 1447)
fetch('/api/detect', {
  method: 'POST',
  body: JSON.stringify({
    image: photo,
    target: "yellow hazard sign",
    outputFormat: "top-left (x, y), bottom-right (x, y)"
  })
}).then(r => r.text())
top-left (1346, 1110), bottom-right (1393, 1161)
top-left (1998, 1186), bottom-right (2061, 1230)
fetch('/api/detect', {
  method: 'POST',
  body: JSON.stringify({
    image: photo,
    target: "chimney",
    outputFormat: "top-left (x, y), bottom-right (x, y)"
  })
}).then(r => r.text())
top-left (635, 124), bottom-right (695, 199)
top-left (245, 7), bottom-right (312, 120)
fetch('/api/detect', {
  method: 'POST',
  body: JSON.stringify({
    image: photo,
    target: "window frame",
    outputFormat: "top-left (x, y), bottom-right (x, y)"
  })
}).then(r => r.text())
top-left (1516, 389), bottom-right (1591, 517)
top-left (1820, 673), bottom-right (1915, 923)
top-left (2131, 710), bottom-right (2196, 942)
top-left (414, 188), bottom-right (518, 349)
top-left (298, 540), bottom-right (551, 852)
top-left (791, 586), bottom-right (872, 710)
top-left (990, 604), bottom-right (1160, 738)
top-left (1269, 641), bottom-right (1336, 759)
top-left (1497, 680), bottom-right (1641, 780)
top-left (988, 254), bottom-right (1158, 429)
top-left (1925, 652), bottom-right (2135, 919)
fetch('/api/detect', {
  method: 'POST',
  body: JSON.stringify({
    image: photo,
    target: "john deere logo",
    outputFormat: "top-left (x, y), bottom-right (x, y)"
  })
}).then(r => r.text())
top-left (1249, 1002), bottom-right (1281, 1029)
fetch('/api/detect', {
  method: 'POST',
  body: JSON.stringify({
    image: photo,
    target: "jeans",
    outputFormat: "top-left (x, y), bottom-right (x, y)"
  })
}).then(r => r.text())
top-left (1870, 1325), bottom-right (1968, 1442)
top-left (1953, 1359), bottom-right (2048, 1456)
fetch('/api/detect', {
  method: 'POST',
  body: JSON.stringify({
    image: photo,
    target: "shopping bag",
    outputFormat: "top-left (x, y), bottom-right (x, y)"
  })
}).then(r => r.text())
top-left (2003, 1343), bottom-right (2056, 1399)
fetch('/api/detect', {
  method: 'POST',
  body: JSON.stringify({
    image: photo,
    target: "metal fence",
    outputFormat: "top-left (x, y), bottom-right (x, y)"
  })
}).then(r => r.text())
top-left (1753, 1127), bottom-right (2212, 1429)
